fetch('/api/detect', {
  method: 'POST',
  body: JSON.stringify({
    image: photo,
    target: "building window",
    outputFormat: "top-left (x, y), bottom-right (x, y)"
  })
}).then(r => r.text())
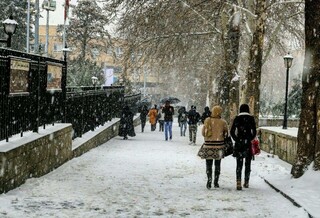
top-left (53, 43), bottom-right (63, 52)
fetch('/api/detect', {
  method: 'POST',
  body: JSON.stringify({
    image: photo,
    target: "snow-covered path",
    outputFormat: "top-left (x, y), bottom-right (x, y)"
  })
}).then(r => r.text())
top-left (0, 121), bottom-right (308, 217)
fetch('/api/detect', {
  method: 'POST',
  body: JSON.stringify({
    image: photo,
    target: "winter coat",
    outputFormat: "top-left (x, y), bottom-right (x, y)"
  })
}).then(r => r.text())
top-left (230, 104), bottom-right (256, 158)
top-left (148, 108), bottom-right (158, 125)
top-left (162, 105), bottom-right (174, 122)
top-left (200, 105), bottom-right (228, 160)
top-left (202, 106), bottom-right (228, 142)
top-left (118, 106), bottom-right (136, 137)
top-left (201, 106), bottom-right (211, 123)
top-left (187, 109), bottom-right (200, 125)
top-left (139, 106), bottom-right (149, 122)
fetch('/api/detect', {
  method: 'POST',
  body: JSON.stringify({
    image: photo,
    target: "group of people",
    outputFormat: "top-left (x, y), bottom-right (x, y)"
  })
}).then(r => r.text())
top-left (200, 103), bottom-right (257, 191)
top-left (118, 100), bottom-right (257, 191)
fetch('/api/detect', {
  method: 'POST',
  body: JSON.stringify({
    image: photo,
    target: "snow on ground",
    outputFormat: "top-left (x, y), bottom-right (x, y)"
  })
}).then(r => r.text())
top-left (0, 120), bottom-right (315, 218)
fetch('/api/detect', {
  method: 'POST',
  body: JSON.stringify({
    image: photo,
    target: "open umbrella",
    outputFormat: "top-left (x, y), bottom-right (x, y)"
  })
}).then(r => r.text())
top-left (160, 97), bottom-right (181, 104)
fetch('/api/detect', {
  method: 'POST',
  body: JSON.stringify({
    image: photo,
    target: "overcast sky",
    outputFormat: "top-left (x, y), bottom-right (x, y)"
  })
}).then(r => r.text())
top-left (39, 0), bottom-right (77, 25)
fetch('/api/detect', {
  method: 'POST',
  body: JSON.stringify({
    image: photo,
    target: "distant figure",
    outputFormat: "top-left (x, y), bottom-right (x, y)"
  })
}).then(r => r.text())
top-left (178, 106), bottom-right (188, 136)
top-left (162, 100), bottom-right (174, 140)
top-left (118, 105), bottom-right (136, 140)
top-left (148, 105), bottom-right (158, 131)
top-left (187, 105), bottom-right (201, 145)
top-left (230, 104), bottom-right (257, 190)
top-left (201, 106), bottom-right (211, 124)
top-left (158, 106), bottom-right (165, 132)
top-left (139, 105), bottom-right (149, 132)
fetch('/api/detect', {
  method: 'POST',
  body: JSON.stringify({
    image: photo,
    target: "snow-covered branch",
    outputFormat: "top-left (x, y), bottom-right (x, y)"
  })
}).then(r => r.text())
top-left (225, 3), bottom-right (257, 18)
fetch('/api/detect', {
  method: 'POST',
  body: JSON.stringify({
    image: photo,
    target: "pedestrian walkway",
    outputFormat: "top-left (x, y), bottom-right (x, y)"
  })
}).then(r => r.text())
top-left (0, 120), bottom-right (311, 217)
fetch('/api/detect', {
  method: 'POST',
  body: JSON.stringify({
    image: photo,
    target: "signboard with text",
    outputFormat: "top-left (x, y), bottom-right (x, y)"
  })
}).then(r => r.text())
top-left (9, 59), bottom-right (30, 94)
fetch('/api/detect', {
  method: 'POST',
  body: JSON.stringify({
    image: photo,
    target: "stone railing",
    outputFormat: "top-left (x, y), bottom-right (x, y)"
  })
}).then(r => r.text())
top-left (259, 127), bottom-right (298, 165)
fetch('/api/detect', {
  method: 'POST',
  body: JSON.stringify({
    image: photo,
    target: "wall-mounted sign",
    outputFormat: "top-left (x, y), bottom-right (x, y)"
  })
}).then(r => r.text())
top-left (9, 59), bottom-right (30, 93)
top-left (47, 63), bottom-right (62, 90)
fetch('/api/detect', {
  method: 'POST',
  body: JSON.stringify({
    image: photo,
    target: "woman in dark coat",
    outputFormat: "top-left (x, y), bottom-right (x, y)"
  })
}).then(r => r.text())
top-left (118, 105), bottom-right (136, 140)
top-left (230, 104), bottom-right (256, 190)
top-left (139, 105), bottom-right (149, 132)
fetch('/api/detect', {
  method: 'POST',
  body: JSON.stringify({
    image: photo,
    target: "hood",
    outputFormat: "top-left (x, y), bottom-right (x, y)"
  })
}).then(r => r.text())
top-left (211, 105), bottom-right (222, 118)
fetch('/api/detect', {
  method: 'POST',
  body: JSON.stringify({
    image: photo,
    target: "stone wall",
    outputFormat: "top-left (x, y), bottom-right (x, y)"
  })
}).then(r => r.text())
top-left (0, 117), bottom-right (141, 194)
top-left (0, 124), bottom-right (73, 193)
top-left (259, 127), bottom-right (298, 165)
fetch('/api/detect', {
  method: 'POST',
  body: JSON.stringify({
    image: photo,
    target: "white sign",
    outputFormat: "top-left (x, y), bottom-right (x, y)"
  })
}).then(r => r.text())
top-left (104, 68), bottom-right (114, 86)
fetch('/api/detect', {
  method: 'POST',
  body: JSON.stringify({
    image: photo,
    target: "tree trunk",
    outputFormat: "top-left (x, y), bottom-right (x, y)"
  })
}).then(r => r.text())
top-left (218, 2), bottom-right (241, 122)
top-left (244, 0), bottom-right (267, 126)
top-left (291, 0), bottom-right (320, 177)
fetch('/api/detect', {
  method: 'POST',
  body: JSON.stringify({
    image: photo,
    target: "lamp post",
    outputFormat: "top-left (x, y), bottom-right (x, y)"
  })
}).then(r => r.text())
top-left (0, 15), bottom-right (18, 47)
top-left (62, 46), bottom-right (71, 123)
top-left (283, 53), bottom-right (293, 129)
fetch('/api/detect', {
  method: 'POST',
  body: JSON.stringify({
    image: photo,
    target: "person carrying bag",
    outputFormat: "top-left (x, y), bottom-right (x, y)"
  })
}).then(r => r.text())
top-left (198, 105), bottom-right (229, 189)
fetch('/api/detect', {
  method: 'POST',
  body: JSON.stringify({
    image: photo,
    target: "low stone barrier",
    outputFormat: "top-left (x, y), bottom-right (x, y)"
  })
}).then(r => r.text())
top-left (0, 117), bottom-right (141, 194)
top-left (259, 127), bottom-right (298, 165)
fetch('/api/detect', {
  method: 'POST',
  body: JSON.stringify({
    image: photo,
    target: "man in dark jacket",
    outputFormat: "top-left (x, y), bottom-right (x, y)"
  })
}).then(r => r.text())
top-left (201, 106), bottom-right (211, 124)
top-left (162, 100), bottom-right (174, 140)
top-left (187, 105), bottom-right (201, 145)
top-left (139, 105), bottom-right (149, 132)
top-left (230, 103), bottom-right (256, 190)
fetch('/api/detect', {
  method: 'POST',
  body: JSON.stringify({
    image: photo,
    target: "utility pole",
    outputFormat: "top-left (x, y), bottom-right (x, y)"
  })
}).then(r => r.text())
top-left (26, 0), bottom-right (30, 53)
top-left (34, 0), bottom-right (40, 54)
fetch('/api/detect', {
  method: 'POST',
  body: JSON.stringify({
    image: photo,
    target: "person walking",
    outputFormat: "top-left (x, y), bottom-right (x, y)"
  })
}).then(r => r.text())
top-left (200, 105), bottom-right (228, 189)
top-left (187, 105), bottom-right (201, 145)
top-left (201, 106), bottom-right (211, 124)
top-left (118, 105), bottom-right (136, 140)
top-left (162, 100), bottom-right (174, 141)
top-left (178, 106), bottom-right (188, 136)
top-left (230, 103), bottom-right (257, 190)
top-left (148, 105), bottom-right (158, 131)
top-left (139, 105), bottom-right (149, 132)
top-left (158, 106), bottom-right (165, 132)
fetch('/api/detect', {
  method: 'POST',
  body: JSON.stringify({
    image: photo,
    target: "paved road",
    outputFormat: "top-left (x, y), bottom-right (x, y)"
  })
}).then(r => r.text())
top-left (0, 121), bottom-right (308, 217)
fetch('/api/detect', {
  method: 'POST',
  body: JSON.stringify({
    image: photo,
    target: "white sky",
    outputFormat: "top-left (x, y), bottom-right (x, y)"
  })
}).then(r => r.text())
top-left (39, 0), bottom-right (78, 25)
top-left (0, 118), bottom-right (318, 217)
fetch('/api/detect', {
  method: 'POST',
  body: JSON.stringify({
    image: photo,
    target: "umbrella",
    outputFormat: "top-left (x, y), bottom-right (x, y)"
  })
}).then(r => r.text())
top-left (136, 98), bottom-right (151, 109)
top-left (160, 97), bottom-right (181, 104)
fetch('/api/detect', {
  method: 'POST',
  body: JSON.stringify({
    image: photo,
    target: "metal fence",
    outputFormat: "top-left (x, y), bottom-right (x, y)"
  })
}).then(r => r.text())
top-left (0, 48), bottom-right (141, 142)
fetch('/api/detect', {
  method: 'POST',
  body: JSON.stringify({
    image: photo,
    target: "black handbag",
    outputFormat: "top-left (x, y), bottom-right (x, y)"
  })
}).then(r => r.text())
top-left (224, 136), bottom-right (234, 157)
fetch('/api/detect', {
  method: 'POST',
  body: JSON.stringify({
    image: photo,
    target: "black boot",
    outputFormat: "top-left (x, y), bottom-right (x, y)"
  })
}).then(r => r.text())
top-left (214, 160), bottom-right (221, 188)
top-left (214, 174), bottom-right (220, 188)
top-left (206, 160), bottom-right (213, 190)
top-left (206, 174), bottom-right (212, 190)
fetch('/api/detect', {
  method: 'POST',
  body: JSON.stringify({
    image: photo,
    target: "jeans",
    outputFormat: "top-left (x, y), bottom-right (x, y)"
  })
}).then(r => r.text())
top-left (164, 121), bottom-right (172, 140)
top-left (180, 121), bottom-right (187, 136)
top-left (236, 156), bottom-right (252, 182)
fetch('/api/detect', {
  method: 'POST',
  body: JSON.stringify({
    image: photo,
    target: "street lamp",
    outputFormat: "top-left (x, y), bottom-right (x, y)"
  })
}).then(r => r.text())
top-left (0, 15), bottom-right (18, 47)
top-left (62, 46), bottom-right (71, 62)
top-left (283, 53), bottom-right (293, 129)
top-left (62, 46), bottom-right (71, 123)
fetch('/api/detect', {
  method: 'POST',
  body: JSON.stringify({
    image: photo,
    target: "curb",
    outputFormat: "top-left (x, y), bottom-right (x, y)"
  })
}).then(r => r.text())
top-left (262, 177), bottom-right (314, 218)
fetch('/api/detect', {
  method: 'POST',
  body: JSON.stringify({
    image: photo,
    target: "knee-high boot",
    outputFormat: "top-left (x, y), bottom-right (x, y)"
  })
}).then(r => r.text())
top-left (206, 160), bottom-right (213, 189)
top-left (214, 160), bottom-right (221, 188)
